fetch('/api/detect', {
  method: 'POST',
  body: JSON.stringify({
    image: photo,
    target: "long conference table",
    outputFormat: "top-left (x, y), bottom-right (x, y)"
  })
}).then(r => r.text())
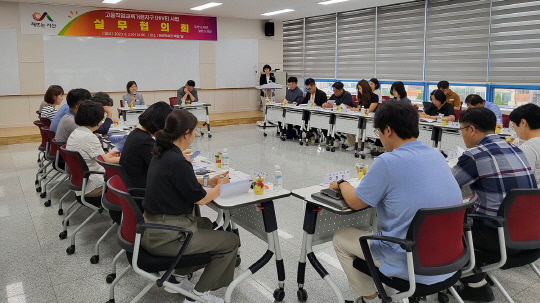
top-left (263, 103), bottom-right (513, 158)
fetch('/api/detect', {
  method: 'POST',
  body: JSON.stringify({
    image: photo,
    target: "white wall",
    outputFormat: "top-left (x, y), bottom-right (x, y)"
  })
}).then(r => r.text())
top-left (0, 1), bottom-right (283, 128)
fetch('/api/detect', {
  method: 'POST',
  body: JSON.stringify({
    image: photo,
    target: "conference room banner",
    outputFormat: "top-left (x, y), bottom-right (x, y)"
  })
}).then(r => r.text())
top-left (19, 3), bottom-right (217, 41)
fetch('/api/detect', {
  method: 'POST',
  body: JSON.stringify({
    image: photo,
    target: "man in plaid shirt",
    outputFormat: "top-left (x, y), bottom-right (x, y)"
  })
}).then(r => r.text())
top-left (452, 107), bottom-right (537, 302)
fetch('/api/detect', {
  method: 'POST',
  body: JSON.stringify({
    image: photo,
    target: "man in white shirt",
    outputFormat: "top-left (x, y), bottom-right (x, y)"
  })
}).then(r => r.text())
top-left (509, 103), bottom-right (540, 183)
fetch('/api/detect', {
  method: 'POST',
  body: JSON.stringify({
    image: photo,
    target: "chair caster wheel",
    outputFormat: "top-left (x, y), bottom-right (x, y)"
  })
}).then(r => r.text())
top-left (90, 255), bottom-right (99, 264)
top-left (355, 153), bottom-right (360, 158)
top-left (264, 133), bottom-right (268, 137)
top-left (273, 287), bottom-right (285, 302)
top-left (58, 209), bottom-right (63, 215)
top-left (66, 245), bottom-right (75, 255)
top-left (437, 292), bottom-right (449, 303)
top-left (342, 144), bottom-right (348, 149)
top-left (35, 180), bottom-right (39, 185)
top-left (280, 137), bottom-right (286, 141)
top-left (331, 147), bottom-right (336, 152)
top-left (40, 192), bottom-right (47, 198)
top-left (299, 141), bottom-right (303, 145)
top-left (235, 256), bottom-right (241, 267)
top-left (44, 200), bottom-right (51, 207)
top-left (361, 155), bottom-right (366, 159)
top-left (62, 220), bottom-right (70, 226)
top-left (59, 231), bottom-right (67, 239)
top-left (325, 146), bottom-right (330, 151)
top-left (106, 273), bottom-right (116, 284)
top-left (297, 288), bottom-right (308, 302)
top-left (36, 187), bottom-right (41, 192)
top-left (208, 134), bottom-right (212, 138)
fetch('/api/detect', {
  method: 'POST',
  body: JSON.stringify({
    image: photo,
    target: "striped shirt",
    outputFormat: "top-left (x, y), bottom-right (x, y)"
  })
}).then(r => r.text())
top-left (40, 105), bottom-right (57, 121)
top-left (452, 134), bottom-right (537, 216)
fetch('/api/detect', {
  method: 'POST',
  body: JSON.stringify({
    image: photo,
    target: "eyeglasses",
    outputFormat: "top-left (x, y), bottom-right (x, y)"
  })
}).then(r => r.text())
top-left (458, 126), bottom-right (470, 135)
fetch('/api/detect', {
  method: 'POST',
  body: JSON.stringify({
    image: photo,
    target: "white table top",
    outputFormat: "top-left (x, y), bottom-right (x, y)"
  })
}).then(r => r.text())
top-left (174, 103), bottom-right (212, 108)
top-left (118, 106), bottom-right (147, 112)
top-left (291, 179), bottom-right (360, 213)
top-left (213, 188), bottom-right (291, 209)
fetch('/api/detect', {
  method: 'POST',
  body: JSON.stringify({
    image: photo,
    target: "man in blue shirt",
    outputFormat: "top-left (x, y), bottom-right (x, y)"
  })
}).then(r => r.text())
top-left (465, 94), bottom-right (503, 122)
top-left (332, 101), bottom-right (463, 303)
top-left (50, 89), bottom-right (90, 133)
top-left (452, 107), bottom-right (536, 302)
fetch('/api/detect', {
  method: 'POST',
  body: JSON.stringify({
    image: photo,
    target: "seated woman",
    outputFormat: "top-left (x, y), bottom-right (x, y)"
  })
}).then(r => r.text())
top-left (348, 80), bottom-right (382, 154)
top-left (122, 81), bottom-right (145, 107)
top-left (142, 109), bottom-right (239, 303)
top-left (66, 101), bottom-right (120, 198)
top-left (420, 89), bottom-right (456, 122)
top-left (119, 101), bottom-right (172, 190)
top-left (40, 85), bottom-right (64, 123)
top-left (369, 78), bottom-right (382, 100)
top-left (389, 81), bottom-right (412, 103)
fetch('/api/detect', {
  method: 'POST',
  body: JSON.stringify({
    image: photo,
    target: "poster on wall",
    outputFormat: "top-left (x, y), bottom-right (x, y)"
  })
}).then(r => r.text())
top-left (19, 3), bottom-right (217, 41)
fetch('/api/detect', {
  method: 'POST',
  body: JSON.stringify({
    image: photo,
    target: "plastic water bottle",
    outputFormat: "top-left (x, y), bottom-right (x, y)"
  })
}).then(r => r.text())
top-left (274, 165), bottom-right (283, 190)
top-left (437, 113), bottom-right (443, 123)
top-left (222, 148), bottom-right (230, 170)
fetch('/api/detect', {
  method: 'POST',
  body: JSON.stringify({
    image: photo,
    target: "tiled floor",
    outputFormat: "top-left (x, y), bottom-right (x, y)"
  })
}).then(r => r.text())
top-left (0, 124), bottom-right (538, 303)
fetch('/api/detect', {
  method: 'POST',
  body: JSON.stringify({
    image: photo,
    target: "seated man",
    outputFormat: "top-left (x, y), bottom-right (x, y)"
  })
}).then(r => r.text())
top-left (332, 101), bottom-right (463, 303)
top-left (301, 78), bottom-right (328, 107)
top-left (55, 89), bottom-right (91, 143)
top-left (465, 94), bottom-right (502, 122)
top-left (509, 103), bottom-right (540, 184)
top-left (177, 80), bottom-right (198, 105)
top-left (452, 107), bottom-right (537, 301)
top-left (328, 81), bottom-right (353, 107)
top-left (284, 76), bottom-right (303, 105)
top-left (91, 92), bottom-right (114, 135)
top-left (438, 81), bottom-right (461, 110)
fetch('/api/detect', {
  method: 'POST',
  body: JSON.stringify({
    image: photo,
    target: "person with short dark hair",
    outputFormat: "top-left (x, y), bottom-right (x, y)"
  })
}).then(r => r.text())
top-left (389, 81), bottom-right (411, 103)
top-left (509, 103), bottom-right (540, 183)
top-left (369, 78), bottom-right (381, 100)
top-left (452, 107), bottom-right (537, 301)
top-left (66, 101), bottom-right (120, 197)
top-left (122, 81), bottom-right (145, 106)
top-left (329, 81), bottom-right (353, 107)
top-left (40, 85), bottom-right (65, 121)
top-left (51, 87), bottom-right (88, 133)
top-left (142, 109), bottom-right (238, 303)
top-left (420, 89), bottom-right (456, 121)
top-left (437, 81), bottom-right (461, 110)
top-left (54, 88), bottom-right (92, 143)
top-left (284, 76), bottom-right (303, 105)
top-left (332, 101), bottom-right (462, 303)
top-left (177, 80), bottom-right (199, 105)
top-left (259, 64), bottom-right (276, 106)
top-left (302, 78), bottom-right (328, 107)
top-left (91, 92), bottom-right (114, 135)
top-left (120, 101), bottom-right (173, 189)
top-left (465, 94), bottom-right (502, 122)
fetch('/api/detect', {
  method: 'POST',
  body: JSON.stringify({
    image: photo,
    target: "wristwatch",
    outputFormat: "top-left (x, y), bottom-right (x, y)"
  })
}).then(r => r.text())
top-left (337, 179), bottom-right (348, 189)
top-left (203, 175), bottom-right (209, 187)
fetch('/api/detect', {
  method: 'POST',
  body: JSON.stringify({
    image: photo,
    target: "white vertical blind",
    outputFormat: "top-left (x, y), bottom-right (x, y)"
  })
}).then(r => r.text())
top-left (376, 1), bottom-right (425, 82)
top-left (489, 0), bottom-right (540, 84)
top-left (426, 0), bottom-right (491, 83)
top-left (336, 8), bottom-right (376, 80)
top-left (283, 19), bottom-right (304, 79)
top-left (304, 14), bottom-right (337, 79)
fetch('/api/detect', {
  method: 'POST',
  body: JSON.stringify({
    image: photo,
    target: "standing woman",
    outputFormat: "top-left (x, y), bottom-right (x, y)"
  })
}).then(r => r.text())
top-left (259, 64), bottom-right (276, 105)
top-left (142, 110), bottom-right (239, 303)
top-left (122, 81), bottom-right (145, 107)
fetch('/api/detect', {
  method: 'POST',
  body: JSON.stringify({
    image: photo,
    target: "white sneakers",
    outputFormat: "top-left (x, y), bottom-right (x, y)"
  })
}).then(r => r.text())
top-left (183, 289), bottom-right (224, 303)
top-left (164, 275), bottom-right (195, 293)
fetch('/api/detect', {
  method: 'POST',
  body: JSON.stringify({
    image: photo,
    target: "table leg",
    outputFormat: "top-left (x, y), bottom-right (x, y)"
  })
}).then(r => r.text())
top-left (263, 106), bottom-right (268, 137)
top-left (224, 201), bottom-right (285, 302)
top-left (205, 106), bottom-right (212, 138)
top-left (360, 118), bottom-right (368, 159)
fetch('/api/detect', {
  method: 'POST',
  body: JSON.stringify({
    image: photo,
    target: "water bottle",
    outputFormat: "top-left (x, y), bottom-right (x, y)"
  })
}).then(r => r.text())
top-left (222, 148), bottom-right (230, 170)
top-left (274, 165), bottom-right (283, 190)
top-left (437, 113), bottom-right (443, 123)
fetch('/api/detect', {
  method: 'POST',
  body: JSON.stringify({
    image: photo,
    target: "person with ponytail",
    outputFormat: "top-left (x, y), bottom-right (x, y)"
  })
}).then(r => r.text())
top-left (142, 109), bottom-right (238, 303)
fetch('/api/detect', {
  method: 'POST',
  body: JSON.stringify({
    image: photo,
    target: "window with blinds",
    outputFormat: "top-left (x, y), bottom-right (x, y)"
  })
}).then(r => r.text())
top-left (283, 19), bottom-right (304, 80)
top-left (426, 0), bottom-right (491, 83)
top-left (376, 1), bottom-right (425, 82)
top-left (336, 8), bottom-right (376, 80)
top-left (304, 14), bottom-right (337, 79)
top-left (489, 0), bottom-right (540, 85)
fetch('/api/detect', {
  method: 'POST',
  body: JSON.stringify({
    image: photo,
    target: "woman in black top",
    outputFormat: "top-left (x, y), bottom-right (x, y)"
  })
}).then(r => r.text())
top-left (259, 64), bottom-right (276, 100)
top-left (420, 89), bottom-right (456, 121)
top-left (141, 109), bottom-right (237, 303)
top-left (119, 101), bottom-right (172, 190)
top-left (351, 79), bottom-right (379, 112)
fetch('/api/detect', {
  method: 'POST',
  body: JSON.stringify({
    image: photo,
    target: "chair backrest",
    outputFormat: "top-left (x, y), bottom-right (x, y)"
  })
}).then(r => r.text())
top-left (406, 200), bottom-right (474, 276)
top-left (59, 146), bottom-right (88, 190)
top-left (169, 97), bottom-right (178, 107)
top-left (119, 99), bottom-right (124, 108)
top-left (42, 128), bottom-right (57, 159)
top-left (502, 114), bottom-right (510, 128)
top-left (381, 96), bottom-right (391, 103)
top-left (40, 118), bottom-right (51, 127)
top-left (96, 155), bottom-right (132, 208)
top-left (454, 109), bottom-right (461, 122)
top-left (498, 189), bottom-right (540, 250)
top-left (34, 121), bottom-right (47, 149)
top-left (108, 175), bottom-right (144, 247)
